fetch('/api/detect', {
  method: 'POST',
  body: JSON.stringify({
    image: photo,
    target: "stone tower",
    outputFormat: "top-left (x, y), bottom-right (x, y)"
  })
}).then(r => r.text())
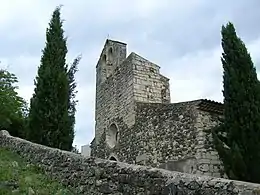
top-left (93, 39), bottom-right (171, 158)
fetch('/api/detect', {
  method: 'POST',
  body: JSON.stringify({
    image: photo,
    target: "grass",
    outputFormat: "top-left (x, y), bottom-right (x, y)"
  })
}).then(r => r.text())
top-left (0, 148), bottom-right (74, 195)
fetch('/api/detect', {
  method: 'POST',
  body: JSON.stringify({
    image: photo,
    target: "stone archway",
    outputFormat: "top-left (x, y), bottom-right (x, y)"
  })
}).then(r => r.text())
top-left (106, 123), bottom-right (119, 148)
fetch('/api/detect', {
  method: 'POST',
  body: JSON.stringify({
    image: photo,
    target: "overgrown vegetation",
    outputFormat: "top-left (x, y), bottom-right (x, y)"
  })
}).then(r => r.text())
top-left (0, 69), bottom-right (28, 139)
top-left (0, 148), bottom-right (73, 195)
top-left (212, 22), bottom-right (260, 183)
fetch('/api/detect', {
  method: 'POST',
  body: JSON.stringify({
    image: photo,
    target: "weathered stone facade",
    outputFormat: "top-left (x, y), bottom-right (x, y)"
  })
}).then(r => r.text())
top-left (92, 39), bottom-right (226, 178)
top-left (95, 39), bottom-right (171, 144)
top-left (1, 130), bottom-right (260, 195)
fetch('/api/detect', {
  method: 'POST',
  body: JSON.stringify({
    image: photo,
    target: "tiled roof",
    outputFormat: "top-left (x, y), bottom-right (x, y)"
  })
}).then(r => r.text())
top-left (197, 99), bottom-right (223, 114)
top-left (136, 99), bottom-right (224, 115)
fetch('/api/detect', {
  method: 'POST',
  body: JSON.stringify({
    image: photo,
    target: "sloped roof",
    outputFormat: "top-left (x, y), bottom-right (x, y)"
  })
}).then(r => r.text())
top-left (196, 99), bottom-right (223, 114)
top-left (106, 39), bottom-right (127, 45)
top-left (128, 52), bottom-right (161, 69)
top-left (136, 99), bottom-right (223, 115)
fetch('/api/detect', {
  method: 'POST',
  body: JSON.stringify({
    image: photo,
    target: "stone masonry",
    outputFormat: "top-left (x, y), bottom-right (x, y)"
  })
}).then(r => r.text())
top-left (95, 40), bottom-right (170, 143)
top-left (1, 130), bottom-right (260, 195)
top-left (91, 39), bottom-right (225, 178)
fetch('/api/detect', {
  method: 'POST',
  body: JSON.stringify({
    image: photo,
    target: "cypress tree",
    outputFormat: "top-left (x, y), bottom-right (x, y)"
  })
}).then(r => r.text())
top-left (28, 6), bottom-right (72, 150)
top-left (215, 22), bottom-right (260, 182)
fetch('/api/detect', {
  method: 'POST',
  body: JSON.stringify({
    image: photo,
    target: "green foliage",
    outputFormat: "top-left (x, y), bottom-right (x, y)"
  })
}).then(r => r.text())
top-left (0, 148), bottom-right (73, 194)
top-left (66, 55), bottom-right (81, 150)
top-left (0, 69), bottom-right (28, 138)
top-left (71, 145), bottom-right (80, 154)
top-left (28, 6), bottom-right (80, 151)
top-left (214, 22), bottom-right (260, 183)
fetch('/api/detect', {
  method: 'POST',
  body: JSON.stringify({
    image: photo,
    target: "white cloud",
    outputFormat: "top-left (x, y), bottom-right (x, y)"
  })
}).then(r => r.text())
top-left (164, 35), bottom-right (260, 103)
top-left (165, 46), bottom-right (223, 103)
top-left (16, 86), bottom-right (34, 102)
top-left (248, 36), bottom-right (260, 65)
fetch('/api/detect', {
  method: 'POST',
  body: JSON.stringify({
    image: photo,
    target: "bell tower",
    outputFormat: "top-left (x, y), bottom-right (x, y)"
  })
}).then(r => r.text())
top-left (92, 39), bottom-right (171, 161)
top-left (96, 39), bottom-right (127, 85)
top-left (95, 39), bottom-right (127, 143)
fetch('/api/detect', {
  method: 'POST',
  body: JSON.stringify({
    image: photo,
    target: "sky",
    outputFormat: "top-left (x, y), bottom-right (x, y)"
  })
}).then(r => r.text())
top-left (0, 0), bottom-right (259, 151)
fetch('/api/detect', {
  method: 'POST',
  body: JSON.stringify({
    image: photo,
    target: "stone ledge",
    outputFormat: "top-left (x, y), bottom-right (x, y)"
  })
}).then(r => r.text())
top-left (1, 130), bottom-right (260, 194)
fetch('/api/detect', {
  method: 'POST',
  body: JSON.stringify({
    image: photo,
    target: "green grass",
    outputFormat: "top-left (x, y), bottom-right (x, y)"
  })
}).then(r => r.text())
top-left (0, 148), bottom-right (73, 195)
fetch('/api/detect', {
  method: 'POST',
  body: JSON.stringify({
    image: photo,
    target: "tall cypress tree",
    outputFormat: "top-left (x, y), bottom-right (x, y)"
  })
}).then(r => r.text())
top-left (28, 6), bottom-right (72, 150)
top-left (215, 22), bottom-right (260, 182)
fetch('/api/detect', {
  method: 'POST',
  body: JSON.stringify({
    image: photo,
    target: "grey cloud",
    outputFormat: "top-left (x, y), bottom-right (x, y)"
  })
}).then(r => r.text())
top-left (0, 30), bottom-right (43, 58)
top-left (144, 0), bottom-right (260, 58)
top-left (2, 0), bottom-right (260, 61)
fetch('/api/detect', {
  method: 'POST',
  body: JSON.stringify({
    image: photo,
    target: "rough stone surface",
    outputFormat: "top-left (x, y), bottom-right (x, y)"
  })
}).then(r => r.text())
top-left (1, 131), bottom-right (260, 195)
top-left (92, 39), bottom-right (225, 177)
top-left (94, 39), bottom-right (170, 144)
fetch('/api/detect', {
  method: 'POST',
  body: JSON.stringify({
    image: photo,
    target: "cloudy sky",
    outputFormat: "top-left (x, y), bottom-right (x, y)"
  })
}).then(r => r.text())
top-left (1, 0), bottom-right (259, 150)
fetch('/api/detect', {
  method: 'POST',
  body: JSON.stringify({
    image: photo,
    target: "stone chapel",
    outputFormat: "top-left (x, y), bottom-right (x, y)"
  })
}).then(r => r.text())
top-left (90, 39), bottom-right (225, 177)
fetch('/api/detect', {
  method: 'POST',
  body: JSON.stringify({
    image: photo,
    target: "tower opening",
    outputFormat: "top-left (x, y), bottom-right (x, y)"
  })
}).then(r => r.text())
top-left (108, 47), bottom-right (113, 56)
top-left (108, 47), bottom-right (113, 66)
top-left (101, 54), bottom-right (107, 64)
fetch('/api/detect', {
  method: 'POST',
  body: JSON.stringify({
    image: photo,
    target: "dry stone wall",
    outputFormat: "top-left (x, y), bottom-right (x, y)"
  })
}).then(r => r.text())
top-left (1, 130), bottom-right (260, 195)
top-left (0, 130), bottom-right (260, 195)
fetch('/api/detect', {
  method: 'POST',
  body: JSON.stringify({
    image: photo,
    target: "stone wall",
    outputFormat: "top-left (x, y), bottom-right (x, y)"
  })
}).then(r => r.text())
top-left (94, 40), bottom-right (172, 160)
top-left (109, 100), bottom-right (224, 176)
top-left (96, 39), bottom-right (127, 86)
top-left (95, 50), bottom-right (135, 144)
top-left (1, 130), bottom-right (260, 195)
top-left (194, 109), bottom-right (225, 178)
top-left (131, 53), bottom-right (171, 104)
top-left (92, 100), bottom-right (226, 178)
top-left (131, 102), bottom-right (198, 169)
top-left (91, 101), bottom-right (197, 165)
top-left (92, 117), bottom-right (132, 161)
